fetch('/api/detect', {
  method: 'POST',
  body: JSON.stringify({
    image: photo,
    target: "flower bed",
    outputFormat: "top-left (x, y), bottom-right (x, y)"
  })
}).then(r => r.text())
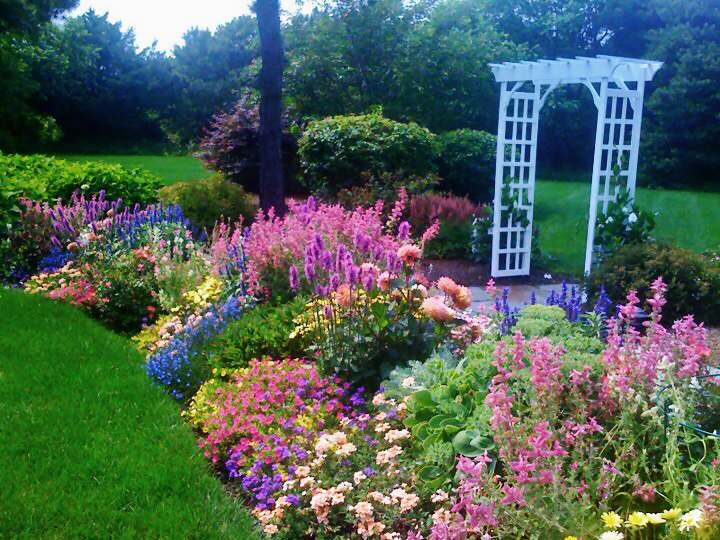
top-left (9, 186), bottom-right (720, 539)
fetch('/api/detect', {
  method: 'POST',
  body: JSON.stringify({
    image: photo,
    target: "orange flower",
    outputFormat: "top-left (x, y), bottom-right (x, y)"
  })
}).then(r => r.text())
top-left (453, 286), bottom-right (473, 310)
top-left (421, 296), bottom-right (456, 322)
top-left (335, 283), bottom-right (355, 307)
top-left (437, 277), bottom-right (461, 297)
top-left (397, 244), bottom-right (421, 265)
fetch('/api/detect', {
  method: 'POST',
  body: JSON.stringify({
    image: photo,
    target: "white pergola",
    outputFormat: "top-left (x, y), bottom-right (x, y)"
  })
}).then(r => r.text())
top-left (487, 55), bottom-right (662, 277)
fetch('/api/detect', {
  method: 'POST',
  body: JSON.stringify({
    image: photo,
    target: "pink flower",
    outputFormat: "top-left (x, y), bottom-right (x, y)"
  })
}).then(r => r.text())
top-left (421, 296), bottom-right (456, 322)
top-left (335, 284), bottom-right (355, 307)
top-left (397, 244), bottom-right (421, 266)
top-left (500, 484), bottom-right (526, 506)
top-left (437, 277), bottom-right (461, 297)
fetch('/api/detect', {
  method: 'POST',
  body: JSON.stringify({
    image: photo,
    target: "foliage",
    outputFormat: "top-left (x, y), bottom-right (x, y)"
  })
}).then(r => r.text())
top-left (168, 17), bottom-right (257, 144)
top-left (285, 0), bottom-right (521, 133)
top-left (408, 194), bottom-right (486, 259)
top-left (336, 171), bottom-right (439, 210)
top-left (436, 129), bottom-right (496, 203)
top-left (383, 345), bottom-right (498, 490)
top-left (158, 175), bottom-right (256, 232)
top-left (429, 282), bottom-right (719, 539)
top-left (585, 242), bottom-right (720, 327)
top-left (0, 153), bottom-right (161, 205)
top-left (595, 186), bottom-right (656, 258)
top-left (199, 97), bottom-right (300, 194)
top-left (0, 287), bottom-right (260, 539)
top-left (199, 296), bottom-right (308, 371)
top-left (297, 111), bottom-right (438, 197)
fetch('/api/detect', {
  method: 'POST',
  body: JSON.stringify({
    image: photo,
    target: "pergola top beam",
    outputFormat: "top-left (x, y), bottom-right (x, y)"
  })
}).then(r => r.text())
top-left (489, 55), bottom-right (663, 83)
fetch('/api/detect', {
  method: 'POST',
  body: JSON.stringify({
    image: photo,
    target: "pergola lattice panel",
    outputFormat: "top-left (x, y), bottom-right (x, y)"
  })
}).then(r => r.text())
top-left (487, 55), bottom-right (662, 277)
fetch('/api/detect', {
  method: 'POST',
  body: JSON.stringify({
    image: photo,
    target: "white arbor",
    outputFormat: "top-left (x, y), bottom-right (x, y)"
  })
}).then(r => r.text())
top-left (487, 55), bottom-right (662, 277)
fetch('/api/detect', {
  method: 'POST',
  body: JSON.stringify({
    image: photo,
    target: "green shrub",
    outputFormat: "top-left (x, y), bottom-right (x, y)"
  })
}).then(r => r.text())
top-left (199, 297), bottom-right (308, 371)
top-left (0, 153), bottom-right (161, 205)
top-left (298, 112), bottom-right (438, 196)
top-left (158, 175), bottom-right (256, 232)
top-left (585, 242), bottom-right (720, 326)
top-left (436, 129), bottom-right (496, 203)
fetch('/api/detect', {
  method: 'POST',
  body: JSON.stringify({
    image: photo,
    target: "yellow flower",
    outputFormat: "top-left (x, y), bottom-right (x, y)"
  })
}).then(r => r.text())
top-left (678, 509), bottom-right (703, 532)
top-left (625, 512), bottom-right (649, 528)
top-left (659, 508), bottom-right (682, 520)
top-left (601, 511), bottom-right (623, 529)
top-left (645, 513), bottom-right (666, 525)
top-left (564, 536), bottom-right (578, 540)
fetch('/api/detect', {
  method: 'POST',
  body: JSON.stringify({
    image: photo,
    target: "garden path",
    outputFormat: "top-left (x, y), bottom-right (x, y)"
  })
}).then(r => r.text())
top-left (469, 282), bottom-right (580, 311)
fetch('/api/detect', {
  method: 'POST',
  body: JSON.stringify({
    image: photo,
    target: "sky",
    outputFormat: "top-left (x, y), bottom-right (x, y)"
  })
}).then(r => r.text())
top-left (69, 0), bottom-right (295, 53)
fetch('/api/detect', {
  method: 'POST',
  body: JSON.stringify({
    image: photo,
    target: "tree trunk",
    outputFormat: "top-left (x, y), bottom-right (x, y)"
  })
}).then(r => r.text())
top-left (255, 0), bottom-right (285, 216)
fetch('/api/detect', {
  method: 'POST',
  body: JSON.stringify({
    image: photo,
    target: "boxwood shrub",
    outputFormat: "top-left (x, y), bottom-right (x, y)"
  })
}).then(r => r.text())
top-left (298, 112), bottom-right (438, 196)
top-left (158, 175), bottom-right (256, 232)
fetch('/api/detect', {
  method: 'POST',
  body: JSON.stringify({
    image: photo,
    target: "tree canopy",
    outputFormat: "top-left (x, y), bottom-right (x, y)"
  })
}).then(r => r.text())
top-left (1, 0), bottom-right (718, 188)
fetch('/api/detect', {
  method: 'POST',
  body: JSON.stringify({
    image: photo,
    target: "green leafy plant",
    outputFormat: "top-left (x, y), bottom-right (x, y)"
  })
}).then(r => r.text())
top-left (199, 296), bottom-right (308, 371)
top-left (585, 242), bottom-right (720, 327)
top-left (436, 129), bottom-right (496, 203)
top-left (595, 186), bottom-right (655, 259)
top-left (0, 153), bottom-right (161, 205)
top-left (298, 111), bottom-right (438, 196)
top-left (158, 175), bottom-right (256, 232)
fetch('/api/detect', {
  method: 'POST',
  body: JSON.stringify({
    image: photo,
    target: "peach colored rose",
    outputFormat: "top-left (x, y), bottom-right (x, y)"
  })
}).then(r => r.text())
top-left (397, 244), bottom-right (421, 265)
top-left (421, 296), bottom-right (456, 322)
top-left (377, 271), bottom-right (394, 291)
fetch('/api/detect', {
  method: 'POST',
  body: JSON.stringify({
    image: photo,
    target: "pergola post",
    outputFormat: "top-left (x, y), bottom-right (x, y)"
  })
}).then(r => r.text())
top-left (487, 55), bottom-right (661, 278)
top-left (490, 82), bottom-right (541, 277)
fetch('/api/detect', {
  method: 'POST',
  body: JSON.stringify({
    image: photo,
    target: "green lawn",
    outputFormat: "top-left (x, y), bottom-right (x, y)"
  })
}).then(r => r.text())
top-left (0, 288), bottom-right (260, 539)
top-left (535, 179), bottom-right (720, 275)
top-left (56, 154), bottom-right (214, 185)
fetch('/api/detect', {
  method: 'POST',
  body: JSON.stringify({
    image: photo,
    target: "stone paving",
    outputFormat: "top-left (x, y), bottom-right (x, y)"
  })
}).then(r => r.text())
top-left (469, 282), bottom-right (581, 311)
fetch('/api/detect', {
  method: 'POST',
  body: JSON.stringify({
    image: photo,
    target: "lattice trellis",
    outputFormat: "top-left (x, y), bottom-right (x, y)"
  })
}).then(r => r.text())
top-left (487, 55), bottom-right (662, 277)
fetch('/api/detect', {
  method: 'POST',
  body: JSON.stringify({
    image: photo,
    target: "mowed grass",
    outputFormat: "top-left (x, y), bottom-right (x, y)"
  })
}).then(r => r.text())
top-left (56, 154), bottom-right (214, 185)
top-left (0, 288), bottom-right (260, 539)
top-left (534, 179), bottom-right (720, 275)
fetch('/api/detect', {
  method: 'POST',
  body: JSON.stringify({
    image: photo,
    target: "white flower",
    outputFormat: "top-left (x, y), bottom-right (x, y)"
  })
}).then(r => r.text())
top-left (628, 212), bottom-right (638, 223)
top-left (606, 216), bottom-right (614, 223)
top-left (598, 532), bottom-right (624, 540)
top-left (544, 273), bottom-right (552, 280)
top-left (678, 509), bottom-right (703, 531)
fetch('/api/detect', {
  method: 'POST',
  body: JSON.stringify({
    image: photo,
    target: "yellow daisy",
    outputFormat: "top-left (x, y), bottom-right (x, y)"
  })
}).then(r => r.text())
top-left (625, 512), bottom-right (649, 528)
top-left (660, 507), bottom-right (683, 520)
top-left (645, 513), bottom-right (666, 525)
top-left (601, 511), bottom-right (623, 529)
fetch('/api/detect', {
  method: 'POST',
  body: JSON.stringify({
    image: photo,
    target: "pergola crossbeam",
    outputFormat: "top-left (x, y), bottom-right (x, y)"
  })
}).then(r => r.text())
top-left (488, 55), bottom-right (662, 277)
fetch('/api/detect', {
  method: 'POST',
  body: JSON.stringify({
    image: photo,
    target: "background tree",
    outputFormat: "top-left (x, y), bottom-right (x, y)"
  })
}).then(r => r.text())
top-left (0, 0), bottom-right (78, 150)
top-left (255, 0), bottom-right (286, 214)
top-left (168, 17), bottom-right (257, 145)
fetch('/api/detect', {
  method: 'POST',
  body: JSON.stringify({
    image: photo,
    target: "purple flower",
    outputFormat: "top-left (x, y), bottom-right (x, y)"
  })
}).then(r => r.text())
top-left (289, 265), bottom-right (299, 290)
top-left (397, 221), bottom-right (411, 241)
top-left (304, 260), bottom-right (316, 283)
